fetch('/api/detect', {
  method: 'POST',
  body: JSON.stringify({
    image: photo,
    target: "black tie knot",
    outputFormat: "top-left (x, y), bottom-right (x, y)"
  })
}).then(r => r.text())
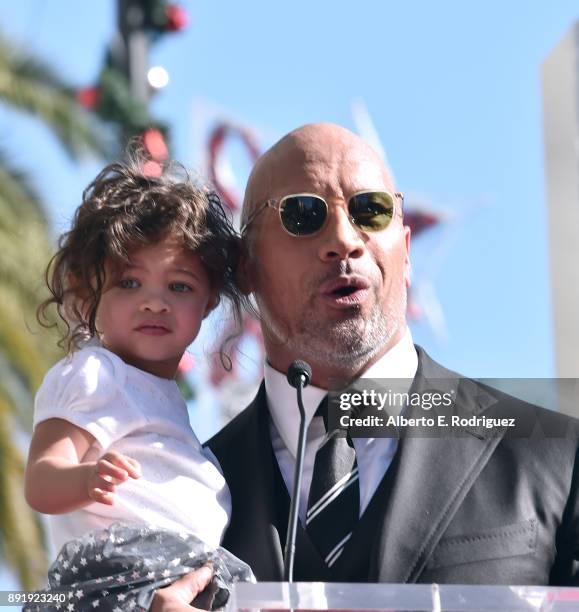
top-left (314, 396), bottom-right (329, 432)
top-left (315, 396), bottom-right (353, 445)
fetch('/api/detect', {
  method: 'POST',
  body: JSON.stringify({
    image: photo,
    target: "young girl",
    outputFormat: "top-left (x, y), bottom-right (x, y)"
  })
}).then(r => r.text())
top-left (25, 159), bottom-right (252, 611)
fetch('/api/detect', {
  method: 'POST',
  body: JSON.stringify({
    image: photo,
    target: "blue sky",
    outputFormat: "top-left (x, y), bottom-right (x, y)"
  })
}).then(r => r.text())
top-left (1, 0), bottom-right (575, 380)
top-left (0, 0), bottom-right (578, 588)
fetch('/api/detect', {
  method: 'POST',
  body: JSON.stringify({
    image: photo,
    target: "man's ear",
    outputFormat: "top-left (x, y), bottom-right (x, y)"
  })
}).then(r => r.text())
top-left (236, 239), bottom-right (254, 296)
top-left (203, 292), bottom-right (220, 319)
top-left (403, 225), bottom-right (412, 289)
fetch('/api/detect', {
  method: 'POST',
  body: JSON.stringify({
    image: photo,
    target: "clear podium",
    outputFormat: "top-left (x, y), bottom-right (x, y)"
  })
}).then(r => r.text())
top-left (226, 582), bottom-right (579, 611)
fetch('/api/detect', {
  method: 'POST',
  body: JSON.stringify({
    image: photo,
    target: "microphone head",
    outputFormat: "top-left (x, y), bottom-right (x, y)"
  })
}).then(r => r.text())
top-left (287, 360), bottom-right (312, 389)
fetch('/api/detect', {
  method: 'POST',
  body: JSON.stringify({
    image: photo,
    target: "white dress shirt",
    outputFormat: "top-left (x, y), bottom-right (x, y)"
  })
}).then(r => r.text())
top-left (266, 328), bottom-right (418, 521)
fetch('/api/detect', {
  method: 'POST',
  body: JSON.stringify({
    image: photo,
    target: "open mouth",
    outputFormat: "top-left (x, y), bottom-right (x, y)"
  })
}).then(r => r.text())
top-left (320, 276), bottom-right (371, 308)
top-left (331, 285), bottom-right (359, 298)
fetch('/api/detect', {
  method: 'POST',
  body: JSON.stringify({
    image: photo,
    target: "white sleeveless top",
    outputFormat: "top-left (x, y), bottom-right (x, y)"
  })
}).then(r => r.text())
top-left (33, 346), bottom-right (230, 552)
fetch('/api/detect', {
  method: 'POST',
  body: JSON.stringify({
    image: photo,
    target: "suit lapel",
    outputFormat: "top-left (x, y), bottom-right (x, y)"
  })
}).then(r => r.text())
top-left (218, 384), bottom-right (285, 580)
top-left (373, 348), bottom-right (507, 583)
top-left (238, 384), bottom-right (330, 580)
top-left (216, 383), bottom-right (329, 580)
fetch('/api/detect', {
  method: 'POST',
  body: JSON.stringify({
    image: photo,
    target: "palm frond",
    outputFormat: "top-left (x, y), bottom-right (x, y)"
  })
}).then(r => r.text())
top-left (0, 28), bottom-right (112, 589)
top-left (0, 208), bottom-right (54, 309)
top-left (0, 393), bottom-right (48, 589)
top-left (0, 295), bottom-right (52, 392)
top-left (0, 32), bottom-right (108, 159)
top-left (0, 150), bottom-right (44, 217)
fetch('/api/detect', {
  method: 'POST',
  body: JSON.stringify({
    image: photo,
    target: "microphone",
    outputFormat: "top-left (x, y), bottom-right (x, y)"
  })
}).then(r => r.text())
top-left (287, 360), bottom-right (312, 389)
top-left (283, 360), bottom-right (312, 582)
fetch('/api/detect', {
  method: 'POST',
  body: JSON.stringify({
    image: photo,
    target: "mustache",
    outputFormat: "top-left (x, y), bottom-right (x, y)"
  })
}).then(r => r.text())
top-left (310, 261), bottom-right (374, 288)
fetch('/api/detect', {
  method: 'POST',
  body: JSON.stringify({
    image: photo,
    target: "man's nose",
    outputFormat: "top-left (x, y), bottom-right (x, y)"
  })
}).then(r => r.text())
top-left (139, 291), bottom-right (170, 313)
top-left (318, 207), bottom-right (365, 262)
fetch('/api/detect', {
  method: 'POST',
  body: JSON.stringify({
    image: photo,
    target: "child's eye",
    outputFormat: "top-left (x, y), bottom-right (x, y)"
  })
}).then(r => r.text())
top-left (170, 282), bottom-right (192, 293)
top-left (119, 278), bottom-right (139, 289)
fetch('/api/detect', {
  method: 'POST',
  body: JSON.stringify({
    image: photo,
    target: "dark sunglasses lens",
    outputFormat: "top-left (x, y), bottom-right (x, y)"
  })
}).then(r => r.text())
top-left (280, 196), bottom-right (327, 235)
top-left (349, 192), bottom-right (394, 231)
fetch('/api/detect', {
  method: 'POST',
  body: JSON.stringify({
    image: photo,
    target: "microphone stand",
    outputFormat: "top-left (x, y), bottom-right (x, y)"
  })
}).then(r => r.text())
top-left (283, 376), bottom-right (307, 582)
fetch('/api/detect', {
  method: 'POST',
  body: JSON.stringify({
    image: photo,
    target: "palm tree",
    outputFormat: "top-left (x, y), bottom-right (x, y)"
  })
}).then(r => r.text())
top-left (0, 32), bottom-right (106, 589)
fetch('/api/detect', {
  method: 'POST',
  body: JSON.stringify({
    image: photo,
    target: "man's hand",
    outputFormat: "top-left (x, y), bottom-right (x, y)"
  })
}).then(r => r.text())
top-left (151, 566), bottom-right (214, 612)
top-left (87, 451), bottom-right (141, 505)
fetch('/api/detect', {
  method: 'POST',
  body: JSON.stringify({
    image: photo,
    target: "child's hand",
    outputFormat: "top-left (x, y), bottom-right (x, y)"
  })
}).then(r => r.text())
top-left (87, 451), bottom-right (141, 505)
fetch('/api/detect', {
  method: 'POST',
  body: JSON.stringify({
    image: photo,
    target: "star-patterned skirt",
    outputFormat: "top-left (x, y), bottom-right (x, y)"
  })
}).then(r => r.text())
top-left (24, 522), bottom-right (255, 611)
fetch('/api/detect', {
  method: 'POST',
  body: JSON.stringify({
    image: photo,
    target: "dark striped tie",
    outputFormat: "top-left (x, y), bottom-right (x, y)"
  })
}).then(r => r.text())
top-left (305, 397), bottom-right (360, 568)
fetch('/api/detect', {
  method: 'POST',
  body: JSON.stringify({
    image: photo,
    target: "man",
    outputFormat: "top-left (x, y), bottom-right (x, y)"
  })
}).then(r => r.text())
top-left (153, 123), bottom-right (579, 609)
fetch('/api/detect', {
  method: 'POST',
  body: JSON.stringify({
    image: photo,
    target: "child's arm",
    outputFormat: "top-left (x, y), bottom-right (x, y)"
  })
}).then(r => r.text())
top-left (25, 418), bottom-right (141, 514)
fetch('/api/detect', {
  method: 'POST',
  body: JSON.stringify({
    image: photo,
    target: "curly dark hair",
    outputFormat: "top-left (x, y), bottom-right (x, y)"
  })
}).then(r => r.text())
top-left (38, 159), bottom-right (243, 360)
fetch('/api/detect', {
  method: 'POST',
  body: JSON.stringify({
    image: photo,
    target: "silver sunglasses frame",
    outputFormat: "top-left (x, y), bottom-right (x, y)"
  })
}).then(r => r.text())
top-left (241, 190), bottom-right (404, 236)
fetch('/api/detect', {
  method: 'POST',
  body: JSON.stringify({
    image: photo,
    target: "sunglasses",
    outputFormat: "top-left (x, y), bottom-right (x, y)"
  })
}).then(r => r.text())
top-left (241, 190), bottom-right (404, 237)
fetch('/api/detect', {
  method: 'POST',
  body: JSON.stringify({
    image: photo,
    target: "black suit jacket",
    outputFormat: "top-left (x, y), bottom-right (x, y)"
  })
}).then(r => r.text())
top-left (207, 348), bottom-right (579, 584)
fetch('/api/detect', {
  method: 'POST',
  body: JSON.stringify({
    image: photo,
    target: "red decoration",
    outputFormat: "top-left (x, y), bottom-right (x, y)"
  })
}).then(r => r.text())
top-left (142, 160), bottom-right (161, 177)
top-left (165, 4), bottom-right (189, 31)
top-left (140, 128), bottom-right (169, 177)
top-left (403, 208), bottom-right (441, 321)
top-left (142, 128), bottom-right (169, 160)
top-left (405, 210), bottom-right (439, 236)
top-left (178, 352), bottom-right (195, 374)
top-left (207, 123), bottom-right (261, 211)
top-left (76, 86), bottom-right (100, 110)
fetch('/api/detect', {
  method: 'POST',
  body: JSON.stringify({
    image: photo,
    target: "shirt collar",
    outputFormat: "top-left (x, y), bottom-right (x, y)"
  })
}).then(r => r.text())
top-left (264, 327), bottom-right (418, 457)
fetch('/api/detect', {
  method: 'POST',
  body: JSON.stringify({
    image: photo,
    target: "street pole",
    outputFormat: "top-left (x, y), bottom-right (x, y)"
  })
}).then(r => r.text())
top-left (117, 0), bottom-right (150, 106)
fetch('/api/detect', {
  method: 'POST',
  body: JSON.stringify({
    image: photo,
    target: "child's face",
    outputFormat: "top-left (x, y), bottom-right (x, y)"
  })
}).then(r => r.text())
top-left (95, 237), bottom-right (216, 378)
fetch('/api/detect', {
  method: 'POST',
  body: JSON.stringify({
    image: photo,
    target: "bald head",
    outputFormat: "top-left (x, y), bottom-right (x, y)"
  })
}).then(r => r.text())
top-left (239, 122), bottom-right (410, 384)
top-left (242, 123), bottom-right (395, 227)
